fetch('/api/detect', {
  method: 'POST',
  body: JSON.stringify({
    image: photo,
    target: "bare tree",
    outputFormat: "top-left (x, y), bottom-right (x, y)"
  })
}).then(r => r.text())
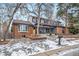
top-left (2, 3), bottom-right (23, 41)
top-left (23, 3), bottom-right (54, 35)
top-left (0, 17), bottom-right (3, 39)
top-left (43, 4), bottom-right (54, 35)
top-left (23, 3), bottom-right (46, 35)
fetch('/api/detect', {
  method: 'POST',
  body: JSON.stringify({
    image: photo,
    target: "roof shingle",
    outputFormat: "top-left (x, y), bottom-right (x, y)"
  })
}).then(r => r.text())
top-left (13, 20), bottom-right (32, 25)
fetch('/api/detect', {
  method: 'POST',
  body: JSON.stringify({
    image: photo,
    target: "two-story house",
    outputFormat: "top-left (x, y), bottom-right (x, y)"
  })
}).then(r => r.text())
top-left (28, 16), bottom-right (56, 34)
top-left (28, 16), bottom-right (69, 34)
top-left (11, 16), bottom-right (69, 38)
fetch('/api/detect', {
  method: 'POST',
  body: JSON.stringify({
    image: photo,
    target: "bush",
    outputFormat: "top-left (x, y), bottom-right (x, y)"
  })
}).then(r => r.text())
top-left (69, 26), bottom-right (78, 34)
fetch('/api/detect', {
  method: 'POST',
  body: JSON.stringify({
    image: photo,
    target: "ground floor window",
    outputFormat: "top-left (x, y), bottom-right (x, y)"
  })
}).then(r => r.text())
top-left (39, 28), bottom-right (46, 34)
top-left (39, 27), bottom-right (56, 34)
top-left (46, 28), bottom-right (49, 33)
top-left (50, 27), bottom-right (55, 33)
top-left (18, 24), bottom-right (28, 32)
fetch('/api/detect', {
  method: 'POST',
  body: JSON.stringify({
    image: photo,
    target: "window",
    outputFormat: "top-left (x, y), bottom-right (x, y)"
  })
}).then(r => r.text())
top-left (32, 18), bottom-right (37, 23)
top-left (39, 28), bottom-right (46, 34)
top-left (41, 19), bottom-right (44, 24)
top-left (32, 18), bottom-right (37, 25)
top-left (44, 20), bottom-right (48, 24)
top-left (18, 25), bottom-right (28, 32)
top-left (51, 28), bottom-right (55, 33)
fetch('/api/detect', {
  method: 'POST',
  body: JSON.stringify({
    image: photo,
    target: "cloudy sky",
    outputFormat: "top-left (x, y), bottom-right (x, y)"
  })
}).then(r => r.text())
top-left (0, 3), bottom-right (66, 26)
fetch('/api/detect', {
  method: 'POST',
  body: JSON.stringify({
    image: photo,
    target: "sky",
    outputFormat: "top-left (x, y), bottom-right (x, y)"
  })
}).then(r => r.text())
top-left (14, 4), bottom-right (58, 20)
top-left (0, 3), bottom-right (66, 26)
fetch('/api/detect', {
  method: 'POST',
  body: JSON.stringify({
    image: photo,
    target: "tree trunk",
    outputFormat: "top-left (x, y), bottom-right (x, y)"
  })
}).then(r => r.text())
top-left (3, 3), bottom-right (22, 41)
top-left (37, 16), bottom-right (40, 35)
top-left (64, 7), bottom-right (69, 34)
top-left (3, 17), bottom-right (14, 40)
top-left (37, 4), bottom-right (40, 35)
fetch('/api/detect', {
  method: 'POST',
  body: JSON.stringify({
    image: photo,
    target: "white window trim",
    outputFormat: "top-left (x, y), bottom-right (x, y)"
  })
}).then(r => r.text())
top-left (18, 29), bottom-right (28, 32)
top-left (18, 24), bottom-right (28, 32)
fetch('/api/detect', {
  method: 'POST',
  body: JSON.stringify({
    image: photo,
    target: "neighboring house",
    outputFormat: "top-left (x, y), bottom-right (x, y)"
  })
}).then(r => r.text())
top-left (11, 16), bottom-right (69, 38)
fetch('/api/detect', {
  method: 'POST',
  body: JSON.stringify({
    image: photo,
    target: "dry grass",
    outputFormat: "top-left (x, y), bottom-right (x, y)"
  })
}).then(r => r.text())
top-left (0, 40), bottom-right (10, 45)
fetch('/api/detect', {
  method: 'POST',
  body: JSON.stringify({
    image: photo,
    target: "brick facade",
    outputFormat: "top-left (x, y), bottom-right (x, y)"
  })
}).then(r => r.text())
top-left (56, 26), bottom-right (69, 35)
top-left (12, 24), bottom-right (34, 38)
top-left (64, 27), bottom-right (69, 34)
top-left (11, 19), bottom-right (69, 38)
top-left (56, 26), bottom-right (63, 34)
top-left (12, 24), bottom-right (69, 38)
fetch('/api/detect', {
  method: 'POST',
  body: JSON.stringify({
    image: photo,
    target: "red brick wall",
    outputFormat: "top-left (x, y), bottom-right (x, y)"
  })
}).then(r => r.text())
top-left (56, 26), bottom-right (63, 34)
top-left (12, 24), bottom-right (34, 38)
top-left (56, 26), bottom-right (69, 35)
top-left (12, 24), bottom-right (69, 38)
top-left (28, 26), bottom-right (34, 35)
top-left (12, 24), bottom-right (20, 38)
top-left (64, 27), bottom-right (69, 34)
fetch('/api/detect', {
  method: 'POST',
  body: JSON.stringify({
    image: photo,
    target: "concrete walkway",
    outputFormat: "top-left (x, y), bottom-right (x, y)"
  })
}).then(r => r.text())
top-left (31, 44), bottom-right (79, 56)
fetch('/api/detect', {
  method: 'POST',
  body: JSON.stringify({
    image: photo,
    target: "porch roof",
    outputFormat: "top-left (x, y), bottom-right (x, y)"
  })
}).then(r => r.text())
top-left (13, 20), bottom-right (32, 25)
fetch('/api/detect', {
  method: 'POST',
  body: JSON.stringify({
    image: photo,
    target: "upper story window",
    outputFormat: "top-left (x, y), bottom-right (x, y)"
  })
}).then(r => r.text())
top-left (44, 20), bottom-right (48, 24)
top-left (32, 18), bottom-right (37, 23)
top-left (40, 19), bottom-right (44, 24)
top-left (18, 24), bottom-right (28, 32)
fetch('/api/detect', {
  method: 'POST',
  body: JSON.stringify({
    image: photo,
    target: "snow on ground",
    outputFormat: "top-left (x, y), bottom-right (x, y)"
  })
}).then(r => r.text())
top-left (57, 48), bottom-right (79, 56)
top-left (11, 50), bottom-right (26, 56)
top-left (61, 38), bottom-right (79, 45)
top-left (0, 37), bottom-right (79, 56)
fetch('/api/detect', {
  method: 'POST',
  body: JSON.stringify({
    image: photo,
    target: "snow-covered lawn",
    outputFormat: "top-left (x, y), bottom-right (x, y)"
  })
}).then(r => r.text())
top-left (56, 47), bottom-right (79, 56)
top-left (0, 37), bottom-right (79, 56)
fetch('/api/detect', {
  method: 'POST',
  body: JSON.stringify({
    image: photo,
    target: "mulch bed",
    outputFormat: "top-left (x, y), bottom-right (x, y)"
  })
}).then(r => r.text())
top-left (28, 35), bottom-right (47, 40)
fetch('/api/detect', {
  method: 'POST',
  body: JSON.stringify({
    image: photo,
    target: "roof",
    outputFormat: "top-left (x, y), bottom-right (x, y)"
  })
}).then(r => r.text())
top-left (42, 20), bottom-right (62, 26)
top-left (29, 15), bottom-right (64, 27)
top-left (13, 19), bottom-right (65, 27)
top-left (30, 15), bottom-right (48, 20)
top-left (13, 20), bottom-right (32, 25)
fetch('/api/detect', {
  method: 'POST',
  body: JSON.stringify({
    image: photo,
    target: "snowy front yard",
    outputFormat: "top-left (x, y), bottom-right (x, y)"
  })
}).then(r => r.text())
top-left (0, 38), bottom-right (79, 56)
top-left (57, 47), bottom-right (79, 56)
